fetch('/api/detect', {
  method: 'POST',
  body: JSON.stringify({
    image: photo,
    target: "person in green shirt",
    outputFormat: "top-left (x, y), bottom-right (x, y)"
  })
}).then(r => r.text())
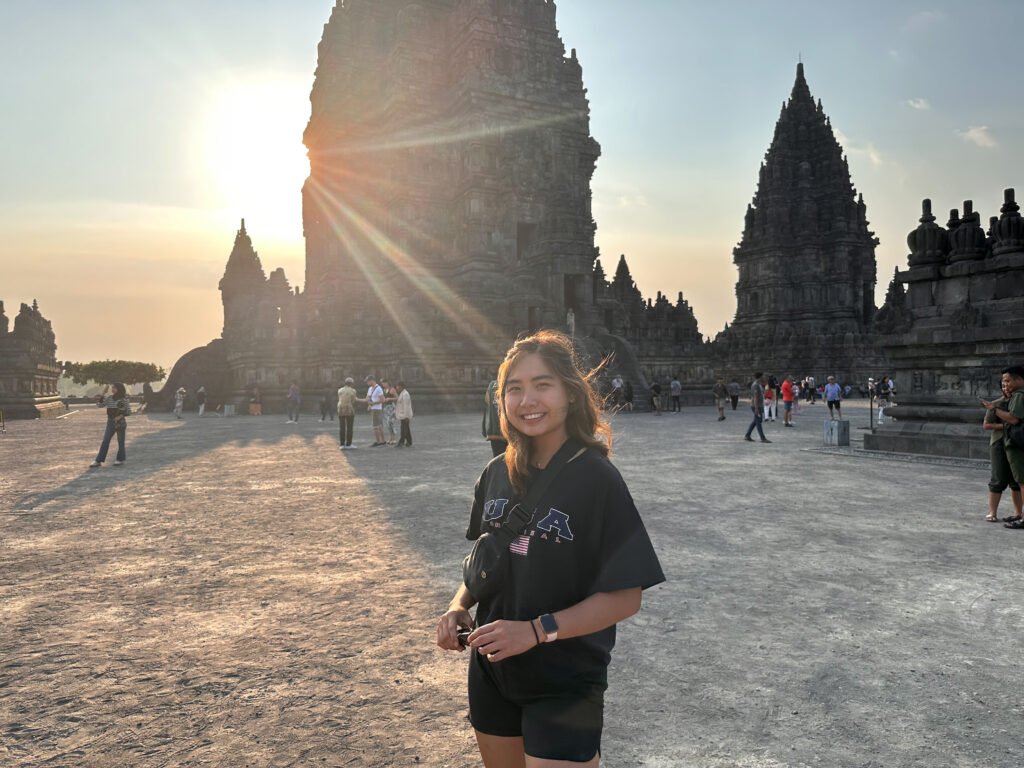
top-left (982, 377), bottom-right (1022, 522)
top-left (983, 366), bottom-right (1024, 528)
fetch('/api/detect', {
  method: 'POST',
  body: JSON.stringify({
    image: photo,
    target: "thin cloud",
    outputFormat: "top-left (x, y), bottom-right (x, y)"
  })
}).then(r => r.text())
top-left (904, 10), bottom-right (947, 31)
top-left (834, 129), bottom-right (884, 168)
top-left (956, 126), bottom-right (997, 149)
top-left (906, 98), bottom-right (930, 111)
top-left (617, 194), bottom-right (649, 209)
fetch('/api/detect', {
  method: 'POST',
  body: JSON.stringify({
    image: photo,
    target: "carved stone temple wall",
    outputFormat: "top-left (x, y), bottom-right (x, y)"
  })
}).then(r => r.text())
top-left (713, 63), bottom-right (885, 385)
top-left (0, 300), bottom-right (64, 420)
top-left (164, 0), bottom-right (706, 412)
top-left (864, 190), bottom-right (1024, 459)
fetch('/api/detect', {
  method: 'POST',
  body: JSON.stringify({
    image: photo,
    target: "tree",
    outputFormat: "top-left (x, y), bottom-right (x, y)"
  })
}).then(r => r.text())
top-left (62, 360), bottom-right (166, 387)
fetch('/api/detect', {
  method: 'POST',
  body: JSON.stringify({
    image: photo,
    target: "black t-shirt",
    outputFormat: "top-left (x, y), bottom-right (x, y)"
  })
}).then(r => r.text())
top-left (466, 449), bottom-right (665, 695)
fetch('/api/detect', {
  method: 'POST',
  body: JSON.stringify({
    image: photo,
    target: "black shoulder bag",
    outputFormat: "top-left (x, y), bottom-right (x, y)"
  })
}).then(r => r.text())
top-left (463, 439), bottom-right (581, 602)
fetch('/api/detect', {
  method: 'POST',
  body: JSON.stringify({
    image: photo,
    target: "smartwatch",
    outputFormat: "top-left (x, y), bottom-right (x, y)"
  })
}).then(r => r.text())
top-left (538, 613), bottom-right (559, 642)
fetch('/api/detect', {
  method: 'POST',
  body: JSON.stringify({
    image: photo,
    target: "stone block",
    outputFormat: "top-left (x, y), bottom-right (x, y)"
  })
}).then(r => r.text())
top-left (823, 419), bottom-right (850, 446)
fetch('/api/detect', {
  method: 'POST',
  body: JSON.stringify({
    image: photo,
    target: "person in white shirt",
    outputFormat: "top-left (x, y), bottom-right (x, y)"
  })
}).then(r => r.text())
top-left (395, 381), bottom-right (413, 447)
top-left (357, 374), bottom-right (386, 446)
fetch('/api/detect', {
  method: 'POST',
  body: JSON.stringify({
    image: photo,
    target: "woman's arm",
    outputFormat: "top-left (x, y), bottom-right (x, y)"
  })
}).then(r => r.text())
top-left (436, 583), bottom-right (477, 652)
top-left (467, 587), bottom-right (642, 663)
top-left (539, 587), bottom-right (642, 641)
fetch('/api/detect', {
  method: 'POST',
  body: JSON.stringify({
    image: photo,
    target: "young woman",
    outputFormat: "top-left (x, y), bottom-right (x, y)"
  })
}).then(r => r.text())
top-left (90, 382), bottom-right (131, 467)
top-left (436, 330), bottom-right (664, 766)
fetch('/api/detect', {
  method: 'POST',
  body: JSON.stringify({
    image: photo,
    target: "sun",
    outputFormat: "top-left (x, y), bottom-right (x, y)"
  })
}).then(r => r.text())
top-left (201, 76), bottom-right (310, 240)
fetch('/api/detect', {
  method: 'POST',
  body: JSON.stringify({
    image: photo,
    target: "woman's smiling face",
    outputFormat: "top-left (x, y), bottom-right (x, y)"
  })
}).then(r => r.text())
top-left (503, 352), bottom-right (570, 444)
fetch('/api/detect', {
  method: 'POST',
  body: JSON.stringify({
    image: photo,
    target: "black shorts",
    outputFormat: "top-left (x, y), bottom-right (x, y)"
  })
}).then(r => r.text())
top-left (468, 653), bottom-right (603, 762)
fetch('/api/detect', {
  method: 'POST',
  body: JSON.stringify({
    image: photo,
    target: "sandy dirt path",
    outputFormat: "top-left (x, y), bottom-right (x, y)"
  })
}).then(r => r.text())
top-left (2, 403), bottom-right (1022, 767)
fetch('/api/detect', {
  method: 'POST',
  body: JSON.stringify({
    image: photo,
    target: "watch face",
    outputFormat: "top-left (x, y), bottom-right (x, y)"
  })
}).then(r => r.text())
top-left (540, 613), bottom-right (558, 634)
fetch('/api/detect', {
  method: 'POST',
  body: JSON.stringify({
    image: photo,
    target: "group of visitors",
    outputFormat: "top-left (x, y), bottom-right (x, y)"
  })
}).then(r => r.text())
top-left (171, 385), bottom-right (208, 419)
top-left (335, 374), bottom-right (413, 449)
top-left (726, 370), bottom-right (850, 442)
top-left (982, 366), bottom-right (1024, 528)
top-left (274, 376), bottom-right (413, 449)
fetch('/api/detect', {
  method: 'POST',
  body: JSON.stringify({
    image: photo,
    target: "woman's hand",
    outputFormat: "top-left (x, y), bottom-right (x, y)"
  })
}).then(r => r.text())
top-left (436, 607), bottom-right (474, 652)
top-left (467, 620), bottom-right (538, 663)
top-left (981, 399), bottom-right (996, 410)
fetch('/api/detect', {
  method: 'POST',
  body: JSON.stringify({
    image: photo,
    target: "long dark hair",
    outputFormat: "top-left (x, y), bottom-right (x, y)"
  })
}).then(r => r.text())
top-left (497, 330), bottom-right (610, 495)
top-left (111, 382), bottom-right (127, 399)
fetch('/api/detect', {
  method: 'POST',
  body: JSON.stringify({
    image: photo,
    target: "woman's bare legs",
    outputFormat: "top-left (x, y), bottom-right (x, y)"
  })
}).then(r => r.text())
top-left (476, 732), bottom-right (526, 768)
top-left (527, 753), bottom-right (599, 767)
top-left (475, 732), bottom-right (600, 768)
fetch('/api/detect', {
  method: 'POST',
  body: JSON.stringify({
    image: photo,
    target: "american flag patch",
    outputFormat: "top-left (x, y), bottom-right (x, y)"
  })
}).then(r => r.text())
top-left (509, 535), bottom-right (530, 556)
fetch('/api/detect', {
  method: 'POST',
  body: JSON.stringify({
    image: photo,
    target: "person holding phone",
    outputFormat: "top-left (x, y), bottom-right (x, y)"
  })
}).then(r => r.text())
top-left (89, 382), bottom-right (131, 467)
top-left (981, 378), bottom-right (1023, 523)
top-left (982, 366), bottom-right (1024, 527)
top-left (436, 330), bottom-right (664, 766)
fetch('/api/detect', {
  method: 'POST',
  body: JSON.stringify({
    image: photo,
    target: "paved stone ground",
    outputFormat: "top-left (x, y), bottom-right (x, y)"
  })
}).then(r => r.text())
top-left (2, 401), bottom-right (1022, 768)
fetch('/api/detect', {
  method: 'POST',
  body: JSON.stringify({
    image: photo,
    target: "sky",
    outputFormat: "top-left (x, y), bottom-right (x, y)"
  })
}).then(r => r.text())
top-left (2, 0), bottom-right (1022, 371)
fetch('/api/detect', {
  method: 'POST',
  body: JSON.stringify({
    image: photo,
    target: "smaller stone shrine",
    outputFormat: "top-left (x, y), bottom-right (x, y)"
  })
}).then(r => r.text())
top-left (0, 300), bottom-right (64, 419)
top-left (865, 189), bottom-right (1024, 458)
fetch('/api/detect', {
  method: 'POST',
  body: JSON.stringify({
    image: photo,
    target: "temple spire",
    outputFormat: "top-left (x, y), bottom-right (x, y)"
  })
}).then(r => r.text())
top-left (790, 61), bottom-right (812, 103)
top-left (613, 254), bottom-right (632, 285)
top-left (220, 218), bottom-right (267, 291)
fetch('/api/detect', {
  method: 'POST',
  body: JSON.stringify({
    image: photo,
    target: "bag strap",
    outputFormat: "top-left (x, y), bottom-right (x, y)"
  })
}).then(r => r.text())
top-left (499, 438), bottom-right (583, 538)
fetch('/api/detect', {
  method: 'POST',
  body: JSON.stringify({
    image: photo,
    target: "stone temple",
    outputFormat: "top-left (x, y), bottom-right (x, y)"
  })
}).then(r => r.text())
top-left (0, 300), bottom-right (63, 420)
top-left (714, 63), bottom-right (883, 384)
top-left (165, 3), bottom-right (947, 414)
top-left (865, 190), bottom-right (1024, 458)
top-left (168, 0), bottom-right (705, 409)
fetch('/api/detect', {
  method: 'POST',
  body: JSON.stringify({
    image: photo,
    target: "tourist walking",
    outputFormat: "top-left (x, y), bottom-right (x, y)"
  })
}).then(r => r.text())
top-left (336, 378), bottom-right (357, 449)
top-left (712, 378), bottom-right (728, 421)
top-left (982, 376), bottom-right (1022, 523)
top-left (249, 386), bottom-right (262, 416)
top-left (483, 377), bottom-right (507, 457)
top-left (286, 381), bottom-right (301, 423)
top-left (436, 330), bottom-right (664, 767)
top-left (806, 375), bottom-right (817, 403)
top-left (622, 379), bottom-right (634, 412)
top-left (876, 375), bottom-right (890, 424)
top-left (381, 378), bottom-right (399, 445)
top-left (983, 366), bottom-right (1024, 529)
top-left (650, 379), bottom-right (663, 415)
top-left (90, 383), bottom-right (131, 467)
top-left (781, 374), bottom-right (796, 427)
top-left (196, 385), bottom-right (207, 417)
top-left (609, 374), bottom-right (624, 411)
top-left (727, 380), bottom-right (740, 411)
top-left (319, 388), bottom-right (335, 422)
top-left (173, 386), bottom-right (186, 419)
top-left (744, 372), bottom-right (771, 443)
top-left (670, 376), bottom-right (682, 413)
top-left (395, 381), bottom-right (413, 447)
top-left (824, 376), bottom-right (842, 419)
top-left (763, 384), bottom-right (776, 422)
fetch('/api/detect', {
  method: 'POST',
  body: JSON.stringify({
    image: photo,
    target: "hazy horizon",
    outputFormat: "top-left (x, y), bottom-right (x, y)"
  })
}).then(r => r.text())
top-left (3, 1), bottom-right (1021, 371)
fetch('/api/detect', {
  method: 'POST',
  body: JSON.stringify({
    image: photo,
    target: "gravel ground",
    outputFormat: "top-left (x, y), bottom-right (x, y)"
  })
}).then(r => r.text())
top-left (1, 401), bottom-right (1020, 768)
